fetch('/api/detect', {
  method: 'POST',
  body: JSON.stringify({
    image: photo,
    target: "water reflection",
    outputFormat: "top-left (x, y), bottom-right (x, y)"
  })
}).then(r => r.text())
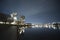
top-left (18, 27), bottom-right (60, 40)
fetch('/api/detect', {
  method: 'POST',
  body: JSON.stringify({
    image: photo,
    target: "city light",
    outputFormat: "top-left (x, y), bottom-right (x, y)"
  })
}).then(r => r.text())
top-left (0, 12), bottom-right (60, 34)
top-left (0, 22), bottom-right (4, 24)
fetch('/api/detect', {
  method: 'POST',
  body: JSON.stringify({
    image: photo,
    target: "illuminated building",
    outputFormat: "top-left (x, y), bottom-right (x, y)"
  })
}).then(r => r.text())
top-left (0, 13), bottom-right (13, 24)
top-left (19, 15), bottom-right (25, 25)
top-left (10, 12), bottom-right (18, 24)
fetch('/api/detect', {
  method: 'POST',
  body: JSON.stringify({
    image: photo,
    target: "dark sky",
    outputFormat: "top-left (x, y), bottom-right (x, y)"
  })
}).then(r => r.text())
top-left (0, 0), bottom-right (60, 23)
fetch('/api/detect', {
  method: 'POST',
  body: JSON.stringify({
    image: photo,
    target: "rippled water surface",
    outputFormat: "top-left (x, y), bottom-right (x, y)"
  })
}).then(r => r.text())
top-left (20, 27), bottom-right (60, 40)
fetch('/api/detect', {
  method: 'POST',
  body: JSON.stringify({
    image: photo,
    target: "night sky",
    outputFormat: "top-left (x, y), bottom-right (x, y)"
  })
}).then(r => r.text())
top-left (0, 0), bottom-right (60, 24)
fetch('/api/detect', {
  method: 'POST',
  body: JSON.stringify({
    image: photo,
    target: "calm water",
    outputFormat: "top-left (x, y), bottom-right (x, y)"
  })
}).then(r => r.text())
top-left (0, 25), bottom-right (60, 40)
top-left (0, 26), bottom-right (17, 40)
top-left (19, 27), bottom-right (60, 40)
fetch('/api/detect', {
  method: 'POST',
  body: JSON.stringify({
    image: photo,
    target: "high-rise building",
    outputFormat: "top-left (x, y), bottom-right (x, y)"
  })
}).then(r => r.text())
top-left (10, 12), bottom-right (18, 24)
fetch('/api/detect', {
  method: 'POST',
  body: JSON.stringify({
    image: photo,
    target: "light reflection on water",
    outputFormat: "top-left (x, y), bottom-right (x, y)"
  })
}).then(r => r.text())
top-left (19, 27), bottom-right (60, 40)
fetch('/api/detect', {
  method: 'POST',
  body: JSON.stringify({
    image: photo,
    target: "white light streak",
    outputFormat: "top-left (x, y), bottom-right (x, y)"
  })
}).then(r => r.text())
top-left (0, 22), bottom-right (4, 24)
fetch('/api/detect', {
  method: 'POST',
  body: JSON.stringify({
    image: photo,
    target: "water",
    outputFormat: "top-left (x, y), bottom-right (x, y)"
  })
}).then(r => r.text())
top-left (0, 25), bottom-right (17, 40)
top-left (19, 27), bottom-right (60, 40)
top-left (0, 25), bottom-right (60, 40)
